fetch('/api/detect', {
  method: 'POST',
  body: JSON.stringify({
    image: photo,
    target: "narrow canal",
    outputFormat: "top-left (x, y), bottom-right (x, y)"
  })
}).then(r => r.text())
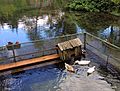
top-left (0, 0), bottom-right (120, 91)
top-left (0, 50), bottom-right (120, 91)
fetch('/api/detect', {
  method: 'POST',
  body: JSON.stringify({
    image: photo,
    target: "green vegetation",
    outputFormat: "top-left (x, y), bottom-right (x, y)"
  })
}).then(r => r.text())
top-left (74, 12), bottom-right (120, 31)
top-left (65, 0), bottom-right (120, 14)
top-left (112, 0), bottom-right (120, 4)
top-left (62, 13), bottom-right (77, 34)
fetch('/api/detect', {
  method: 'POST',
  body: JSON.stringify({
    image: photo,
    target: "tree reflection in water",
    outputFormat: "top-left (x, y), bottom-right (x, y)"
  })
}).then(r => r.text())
top-left (0, 0), bottom-right (120, 47)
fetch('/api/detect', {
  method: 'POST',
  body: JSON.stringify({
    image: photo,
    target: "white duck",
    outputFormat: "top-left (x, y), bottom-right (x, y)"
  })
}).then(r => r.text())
top-left (65, 63), bottom-right (75, 73)
top-left (74, 60), bottom-right (91, 65)
top-left (87, 66), bottom-right (95, 75)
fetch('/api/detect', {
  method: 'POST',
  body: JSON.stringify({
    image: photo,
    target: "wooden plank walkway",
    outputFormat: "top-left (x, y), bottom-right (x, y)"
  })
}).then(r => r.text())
top-left (0, 54), bottom-right (60, 71)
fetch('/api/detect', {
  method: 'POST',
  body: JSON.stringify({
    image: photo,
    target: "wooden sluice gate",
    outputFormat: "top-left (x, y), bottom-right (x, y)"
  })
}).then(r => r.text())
top-left (0, 38), bottom-right (83, 71)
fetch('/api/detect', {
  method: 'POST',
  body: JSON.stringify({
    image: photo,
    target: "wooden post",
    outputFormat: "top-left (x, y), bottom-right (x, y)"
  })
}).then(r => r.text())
top-left (12, 45), bottom-right (16, 62)
top-left (84, 32), bottom-right (86, 50)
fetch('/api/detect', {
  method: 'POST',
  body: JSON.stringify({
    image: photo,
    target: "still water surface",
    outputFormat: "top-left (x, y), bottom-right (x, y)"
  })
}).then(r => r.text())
top-left (0, 0), bottom-right (120, 47)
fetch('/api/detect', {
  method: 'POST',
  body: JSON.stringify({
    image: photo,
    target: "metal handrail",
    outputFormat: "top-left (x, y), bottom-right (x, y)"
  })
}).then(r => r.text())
top-left (0, 32), bottom-right (120, 63)
top-left (8, 47), bottom-right (58, 59)
top-left (85, 32), bottom-right (120, 50)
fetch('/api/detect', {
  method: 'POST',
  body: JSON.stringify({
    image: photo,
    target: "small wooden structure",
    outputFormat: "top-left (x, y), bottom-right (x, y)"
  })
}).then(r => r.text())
top-left (57, 38), bottom-right (82, 61)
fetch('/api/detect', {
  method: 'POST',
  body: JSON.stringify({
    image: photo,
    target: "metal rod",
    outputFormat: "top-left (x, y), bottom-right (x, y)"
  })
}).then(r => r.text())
top-left (87, 43), bottom-right (120, 61)
top-left (1, 32), bottom-right (119, 64)
top-left (0, 32), bottom-right (119, 51)
top-left (84, 32), bottom-right (86, 50)
top-left (85, 32), bottom-right (120, 50)
top-left (106, 55), bottom-right (110, 67)
top-left (7, 47), bottom-right (58, 59)
top-left (12, 45), bottom-right (16, 62)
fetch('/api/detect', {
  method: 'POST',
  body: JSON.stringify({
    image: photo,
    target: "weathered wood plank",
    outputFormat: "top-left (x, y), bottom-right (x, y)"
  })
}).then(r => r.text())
top-left (57, 38), bottom-right (82, 51)
top-left (0, 54), bottom-right (60, 71)
top-left (58, 44), bottom-right (63, 51)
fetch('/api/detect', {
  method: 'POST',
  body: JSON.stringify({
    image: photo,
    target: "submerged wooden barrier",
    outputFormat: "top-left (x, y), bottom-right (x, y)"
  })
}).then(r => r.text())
top-left (0, 54), bottom-right (60, 71)
top-left (0, 38), bottom-right (83, 72)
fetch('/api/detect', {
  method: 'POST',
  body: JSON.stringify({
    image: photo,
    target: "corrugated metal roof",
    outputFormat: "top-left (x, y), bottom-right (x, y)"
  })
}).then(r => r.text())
top-left (57, 38), bottom-right (82, 51)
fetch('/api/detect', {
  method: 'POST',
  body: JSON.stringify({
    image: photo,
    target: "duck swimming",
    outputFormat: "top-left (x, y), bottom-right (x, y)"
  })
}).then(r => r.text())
top-left (74, 60), bottom-right (91, 65)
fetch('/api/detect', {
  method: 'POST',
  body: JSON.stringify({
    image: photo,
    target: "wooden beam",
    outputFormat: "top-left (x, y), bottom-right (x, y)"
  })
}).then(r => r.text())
top-left (0, 54), bottom-right (60, 71)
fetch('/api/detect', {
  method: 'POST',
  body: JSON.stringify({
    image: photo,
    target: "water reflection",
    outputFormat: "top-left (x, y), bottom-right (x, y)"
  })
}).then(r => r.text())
top-left (0, 11), bottom-right (65, 46)
top-left (99, 26), bottom-right (120, 46)
top-left (74, 12), bottom-right (120, 47)
top-left (0, 23), bottom-right (29, 46)
top-left (0, 0), bottom-right (120, 47)
top-left (0, 0), bottom-right (68, 46)
top-left (76, 24), bottom-right (85, 33)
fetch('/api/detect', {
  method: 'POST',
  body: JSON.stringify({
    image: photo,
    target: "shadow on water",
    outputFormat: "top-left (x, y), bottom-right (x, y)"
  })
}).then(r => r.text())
top-left (0, 61), bottom-right (66, 91)
top-left (0, 58), bottom-right (120, 91)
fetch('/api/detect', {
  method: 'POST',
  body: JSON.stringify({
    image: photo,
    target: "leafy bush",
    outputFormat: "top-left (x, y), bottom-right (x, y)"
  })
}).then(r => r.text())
top-left (65, 0), bottom-right (119, 13)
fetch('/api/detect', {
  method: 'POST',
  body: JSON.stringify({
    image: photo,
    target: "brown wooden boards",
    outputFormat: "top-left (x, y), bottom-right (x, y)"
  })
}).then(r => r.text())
top-left (57, 38), bottom-right (82, 51)
top-left (0, 54), bottom-right (60, 71)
